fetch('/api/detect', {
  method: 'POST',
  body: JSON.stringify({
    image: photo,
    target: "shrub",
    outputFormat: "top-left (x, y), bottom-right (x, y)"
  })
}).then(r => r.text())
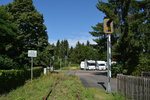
top-left (69, 63), bottom-right (79, 67)
top-left (53, 61), bottom-right (66, 70)
top-left (132, 54), bottom-right (150, 76)
top-left (0, 67), bottom-right (43, 94)
top-left (111, 64), bottom-right (127, 77)
top-left (0, 55), bottom-right (18, 69)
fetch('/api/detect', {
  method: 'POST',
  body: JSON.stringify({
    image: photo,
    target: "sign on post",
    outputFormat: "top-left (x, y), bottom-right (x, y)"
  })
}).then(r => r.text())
top-left (28, 50), bottom-right (37, 82)
top-left (28, 50), bottom-right (37, 57)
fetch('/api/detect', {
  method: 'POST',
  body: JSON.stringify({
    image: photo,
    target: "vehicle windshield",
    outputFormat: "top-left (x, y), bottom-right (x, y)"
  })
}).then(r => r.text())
top-left (87, 63), bottom-right (95, 66)
top-left (99, 64), bottom-right (105, 66)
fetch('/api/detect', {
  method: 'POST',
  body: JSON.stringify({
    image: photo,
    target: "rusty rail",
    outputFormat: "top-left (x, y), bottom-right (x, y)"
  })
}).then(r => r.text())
top-left (43, 82), bottom-right (59, 100)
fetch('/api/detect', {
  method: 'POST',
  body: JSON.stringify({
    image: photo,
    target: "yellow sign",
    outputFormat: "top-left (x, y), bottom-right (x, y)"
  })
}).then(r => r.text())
top-left (103, 18), bottom-right (113, 33)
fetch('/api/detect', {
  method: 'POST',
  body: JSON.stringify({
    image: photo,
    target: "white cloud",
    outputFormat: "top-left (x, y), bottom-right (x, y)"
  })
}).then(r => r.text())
top-left (67, 37), bottom-right (97, 47)
top-left (48, 36), bottom-right (97, 47)
top-left (48, 39), bottom-right (57, 45)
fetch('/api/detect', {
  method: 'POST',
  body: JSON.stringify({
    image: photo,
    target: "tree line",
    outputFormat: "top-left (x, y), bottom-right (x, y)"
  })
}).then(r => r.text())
top-left (53, 40), bottom-right (99, 66)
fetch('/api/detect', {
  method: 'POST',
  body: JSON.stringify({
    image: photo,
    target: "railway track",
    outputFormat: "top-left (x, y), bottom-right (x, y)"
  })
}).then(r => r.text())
top-left (42, 77), bottom-right (62, 100)
top-left (42, 82), bottom-right (58, 100)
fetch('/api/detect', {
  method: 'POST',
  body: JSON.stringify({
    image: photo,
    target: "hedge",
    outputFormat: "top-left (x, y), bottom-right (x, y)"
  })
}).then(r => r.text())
top-left (0, 67), bottom-right (43, 94)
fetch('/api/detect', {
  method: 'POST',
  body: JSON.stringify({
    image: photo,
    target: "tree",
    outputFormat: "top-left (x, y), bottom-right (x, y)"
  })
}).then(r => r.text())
top-left (6, 0), bottom-right (48, 67)
top-left (0, 6), bottom-right (18, 57)
top-left (69, 41), bottom-right (99, 64)
top-left (34, 43), bottom-right (54, 67)
top-left (95, 0), bottom-right (150, 75)
top-left (89, 23), bottom-right (107, 60)
top-left (54, 40), bottom-right (69, 61)
top-left (63, 40), bottom-right (69, 57)
top-left (129, 0), bottom-right (150, 74)
top-left (89, 22), bottom-right (118, 60)
top-left (55, 40), bottom-right (60, 58)
top-left (0, 6), bottom-right (19, 69)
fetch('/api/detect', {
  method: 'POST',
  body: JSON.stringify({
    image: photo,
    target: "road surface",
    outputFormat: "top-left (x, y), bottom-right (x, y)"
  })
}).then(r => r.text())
top-left (55, 70), bottom-right (117, 92)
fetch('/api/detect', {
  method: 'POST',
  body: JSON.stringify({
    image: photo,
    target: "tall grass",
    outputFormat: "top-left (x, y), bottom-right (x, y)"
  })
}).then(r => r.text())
top-left (0, 73), bottom-right (126, 100)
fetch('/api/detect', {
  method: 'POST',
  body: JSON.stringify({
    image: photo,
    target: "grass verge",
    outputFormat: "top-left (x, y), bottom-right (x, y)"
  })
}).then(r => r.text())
top-left (0, 73), bottom-right (126, 100)
top-left (60, 65), bottom-right (80, 70)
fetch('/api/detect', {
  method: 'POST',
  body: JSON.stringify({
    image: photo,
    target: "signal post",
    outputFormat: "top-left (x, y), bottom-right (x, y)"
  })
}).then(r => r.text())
top-left (103, 18), bottom-right (113, 93)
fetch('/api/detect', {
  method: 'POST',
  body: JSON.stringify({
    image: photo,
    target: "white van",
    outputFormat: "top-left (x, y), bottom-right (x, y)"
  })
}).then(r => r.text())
top-left (96, 61), bottom-right (106, 70)
top-left (86, 60), bottom-right (96, 70)
top-left (80, 61), bottom-right (85, 70)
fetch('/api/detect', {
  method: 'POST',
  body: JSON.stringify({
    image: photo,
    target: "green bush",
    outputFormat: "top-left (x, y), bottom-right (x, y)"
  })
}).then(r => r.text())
top-left (0, 55), bottom-right (18, 69)
top-left (53, 61), bottom-right (66, 70)
top-left (0, 67), bottom-right (43, 94)
top-left (132, 54), bottom-right (150, 76)
top-left (111, 64), bottom-right (127, 77)
top-left (69, 63), bottom-right (79, 67)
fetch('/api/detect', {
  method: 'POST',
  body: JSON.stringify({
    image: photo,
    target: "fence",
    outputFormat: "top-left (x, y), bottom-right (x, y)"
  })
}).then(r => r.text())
top-left (117, 74), bottom-right (150, 100)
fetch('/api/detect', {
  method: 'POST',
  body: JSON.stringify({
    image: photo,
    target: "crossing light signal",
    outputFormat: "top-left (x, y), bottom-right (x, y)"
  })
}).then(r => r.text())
top-left (104, 18), bottom-right (113, 33)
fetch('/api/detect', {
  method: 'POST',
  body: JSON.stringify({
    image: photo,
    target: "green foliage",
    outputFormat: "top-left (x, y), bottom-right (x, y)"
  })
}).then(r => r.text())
top-left (69, 41), bottom-right (99, 64)
top-left (53, 61), bottom-right (67, 70)
top-left (89, 23), bottom-right (107, 60)
top-left (34, 44), bottom-right (54, 67)
top-left (111, 64), bottom-right (127, 77)
top-left (0, 55), bottom-right (18, 70)
top-left (53, 61), bottom-right (60, 70)
top-left (132, 54), bottom-right (150, 76)
top-left (53, 40), bottom-right (99, 65)
top-left (69, 63), bottom-right (79, 67)
top-left (111, 92), bottom-right (126, 100)
top-left (0, 6), bottom-right (18, 58)
top-left (5, 0), bottom-right (48, 68)
top-left (0, 67), bottom-right (43, 94)
top-left (54, 40), bottom-right (69, 61)
top-left (0, 0), bottom-right (50, 69)
top-left (91, 0), bottom-right (150, 75)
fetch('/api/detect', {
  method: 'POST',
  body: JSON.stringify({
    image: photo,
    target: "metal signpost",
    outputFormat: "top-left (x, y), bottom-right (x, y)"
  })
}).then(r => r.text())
top-left (59, 58), bottom-right (62, 69)
top-left (103, 18), bottom-right (113, 93)
top-left (28, 50), bottom-right (37, 81)
top-left (65, 56), bottom-right (68, 67)
top-left (50, 56), bottom-right (54, 71)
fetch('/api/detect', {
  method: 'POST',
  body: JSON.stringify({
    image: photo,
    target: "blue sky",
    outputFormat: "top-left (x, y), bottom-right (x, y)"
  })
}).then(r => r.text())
top-left (0, 0), bottom-right (106, 47)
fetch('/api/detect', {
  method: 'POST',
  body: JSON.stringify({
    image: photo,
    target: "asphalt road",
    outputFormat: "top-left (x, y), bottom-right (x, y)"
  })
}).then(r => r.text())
top-left (55, 70), bottom-right (117, 92)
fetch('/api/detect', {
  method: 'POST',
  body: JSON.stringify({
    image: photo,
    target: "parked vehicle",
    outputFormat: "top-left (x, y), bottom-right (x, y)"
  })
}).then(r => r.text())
top-left (80, 61), bottom-right (85, 70)
top-left (96, 61), bottom-right (107, 70)
top-left (80, 60), bottom-right (116, 71)
top-left (86, 60), bottom-right (96, 70)
top-left (80, 60), bottom-right (96, 70)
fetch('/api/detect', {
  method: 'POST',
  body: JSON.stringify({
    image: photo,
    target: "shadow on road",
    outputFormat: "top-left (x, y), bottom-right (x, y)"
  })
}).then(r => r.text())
top-left (91, 72), bottom-right (107, 76)
top-left (97, 82), bottom-right (106, 90)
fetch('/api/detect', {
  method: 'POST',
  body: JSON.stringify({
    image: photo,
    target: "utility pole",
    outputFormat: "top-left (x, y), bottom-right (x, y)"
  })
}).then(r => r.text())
top-left (106, 33), bottom-right (111, 93)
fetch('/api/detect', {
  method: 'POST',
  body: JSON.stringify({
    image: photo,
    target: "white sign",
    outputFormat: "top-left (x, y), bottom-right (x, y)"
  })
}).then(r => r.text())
top-left (28, 50), bottom-right (37, 57)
